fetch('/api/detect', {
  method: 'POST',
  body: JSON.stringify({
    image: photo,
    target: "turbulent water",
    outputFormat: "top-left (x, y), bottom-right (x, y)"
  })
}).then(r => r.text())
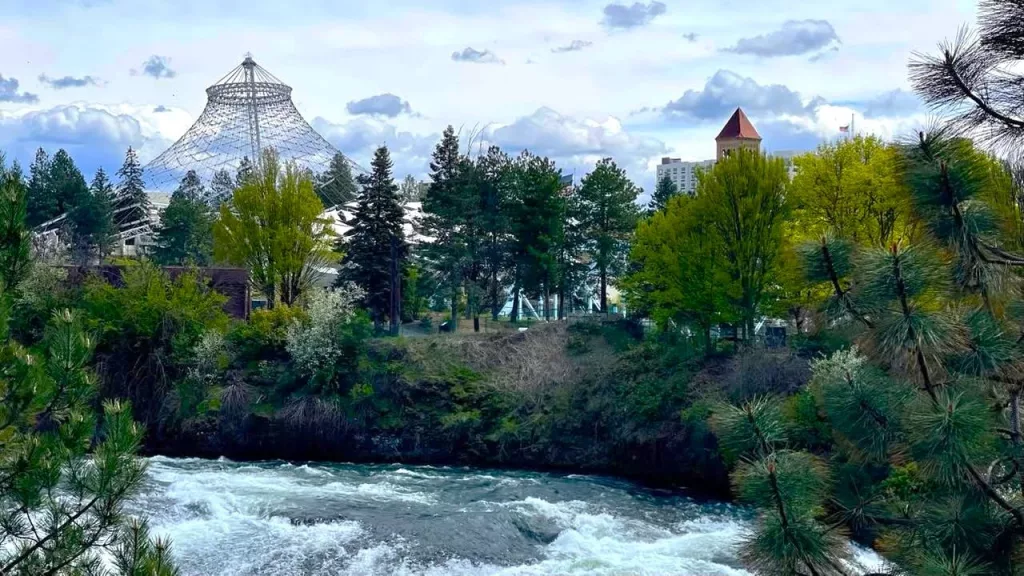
top-left (130, 457), bottom-right (886, 575)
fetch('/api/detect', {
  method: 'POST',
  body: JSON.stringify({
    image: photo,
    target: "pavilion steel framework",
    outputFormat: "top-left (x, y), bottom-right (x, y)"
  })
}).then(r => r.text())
top-left (142, 54), bottom-right (359, 202)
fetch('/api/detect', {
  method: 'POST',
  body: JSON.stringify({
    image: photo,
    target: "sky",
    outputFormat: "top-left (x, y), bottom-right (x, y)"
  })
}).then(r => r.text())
top-left (0, 0), bottom-right (980, 194)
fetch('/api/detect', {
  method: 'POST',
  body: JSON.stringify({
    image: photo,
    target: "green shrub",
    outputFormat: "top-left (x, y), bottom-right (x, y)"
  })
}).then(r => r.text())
top-left (227, 304), bottom-right (307, 365)
top-left (79, 263), bottom-right (230, 422)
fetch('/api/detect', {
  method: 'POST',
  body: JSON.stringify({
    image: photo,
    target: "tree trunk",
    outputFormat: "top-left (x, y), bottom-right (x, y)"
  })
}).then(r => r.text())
top-left (473, 316), bottom-right (480, 332)
top-left (490, 268), bottom-right (500, 321)
top-left (510, 270), bottom-right (520, 323)
top-left (543, 282), bottom-right (551, 321)
top-left (450, 282), bottom-right (458, 334)
top-left (704, 325), bottom-right (713, 356)
top-left (558, 281), bottom-right (566, 320)
top-left (600, 265), bottom-right (608, 313)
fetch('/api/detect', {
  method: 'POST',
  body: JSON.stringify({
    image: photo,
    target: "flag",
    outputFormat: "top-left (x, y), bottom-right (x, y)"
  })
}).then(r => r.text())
top-left (839, 125), bottom-right (849, 133)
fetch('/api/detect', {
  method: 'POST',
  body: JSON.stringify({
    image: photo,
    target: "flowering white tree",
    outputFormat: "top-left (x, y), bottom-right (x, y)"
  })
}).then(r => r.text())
top-left (286, 284), bottom-right (367, 385)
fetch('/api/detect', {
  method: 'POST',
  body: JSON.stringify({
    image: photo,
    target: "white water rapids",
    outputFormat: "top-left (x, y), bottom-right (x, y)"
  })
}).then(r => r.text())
top-left (128, 457), bottom-right (887, 575)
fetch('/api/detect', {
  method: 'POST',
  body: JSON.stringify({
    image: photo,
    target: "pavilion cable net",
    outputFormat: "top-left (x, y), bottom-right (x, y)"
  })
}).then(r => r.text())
top-left (142, 54), bottom-right (361, 205)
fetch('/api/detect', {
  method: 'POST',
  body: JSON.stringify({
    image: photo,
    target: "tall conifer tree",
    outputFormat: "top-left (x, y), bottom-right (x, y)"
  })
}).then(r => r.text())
top-left (153, 170), bottom-right (214, 266)
top-left (421, 126), bottom-right (472, 331)
top-left (25, 148), bottom-right (55, 228)
top-left (114, 147), bottom-right (150, 230)
top-left (316, 152), bottom-right (359, 208)
top-left (577, 158), bottom-right (640, 313)
top-left (648, 174), bottom-right (679, 213)
top-left (68, 168), bottom-right (116, 263)
top-left (336, 146), bottom-right (406, 331)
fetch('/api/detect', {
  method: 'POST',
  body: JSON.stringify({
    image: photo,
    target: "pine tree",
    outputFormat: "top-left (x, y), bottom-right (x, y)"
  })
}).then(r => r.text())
top-left (235, 156), bottom-right (254, 188)
top-left (68, 168), bottom-right (116, 263)
top-left (475, 146), bottom-right (513, 320)
top-left (556, 183), bottom-right (589, 318)
top-left (909, 0), bottom-right (1024, 153)
top-left (507, 152), bottom-right (565, 321)
top-left (48, 150), bottom-right (90, 219)
top-left (0, 168), bottom-right (31, 293)
top-left (114, 147), bottom-right (150, 231)
top-left (648, 174), bottom-right (679, 213)
top-left (25, 148), bottom-right (55, 228)
top-left (0, 308), bottom-right (178, 575)
top-left (717, 133), bottom-right (1024, 575)
top-left (420, 126), bottom-right (473, 331)
top-left (209, 168), bottom-right (235, 208)
top-left (153, 170), bottom-right (214, 266)
top-left (316, 152), bottom-right (359, 208)
top-left (577, 158), bottom-right (640, 313)
top-left (337, 146), bottom-right (406, 332)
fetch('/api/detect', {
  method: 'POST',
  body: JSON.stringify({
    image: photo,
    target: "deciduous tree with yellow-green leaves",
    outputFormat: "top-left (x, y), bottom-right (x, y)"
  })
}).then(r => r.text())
top-left (214, 149), bottom-right (335, 309)
top-left (789, 135), bottom-right (917, 248)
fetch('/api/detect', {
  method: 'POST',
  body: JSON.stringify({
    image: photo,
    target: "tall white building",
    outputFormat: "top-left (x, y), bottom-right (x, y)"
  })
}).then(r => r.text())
top-left (655, 157), bottom-right (715, 195)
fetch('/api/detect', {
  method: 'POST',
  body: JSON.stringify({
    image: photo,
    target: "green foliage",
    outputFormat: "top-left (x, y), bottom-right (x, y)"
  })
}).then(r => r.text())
top-left (648, 173), bottom-right (679, 213)
top-left (711, 398), bottom-right (788, 462)
top-left (811, 348), bottom-right (909, 462)
top-left (80, 262), bottom-right (229, 420)
top-left (789, 135), bottom-right (914, 247)
top-left (695, 148), bottom-right (790, 339)
top-left (68, 168), bottom-right (116, 263)
top-left (153, 170), bottom-right (215, 266)
top-left (214, 148), bottom-right (334, 308)
top-left (226, 304), bottom-right (307, 365)
top-left (577, 158), bottom-right (640, 312)
top-left (622, 193), bottom-right (731, 353)
top-left (315, 152), bottom-right (359, 207)
top-left (0, 168), bottom-right (31, 294)
top-left (0, 307), bottom-right (176, 575)
top-left (337, 145), bottom-right (406, 330)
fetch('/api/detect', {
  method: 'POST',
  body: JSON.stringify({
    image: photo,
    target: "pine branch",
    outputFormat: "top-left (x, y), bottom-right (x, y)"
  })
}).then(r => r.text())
top-left (820, 239), bottom-right (874, 329)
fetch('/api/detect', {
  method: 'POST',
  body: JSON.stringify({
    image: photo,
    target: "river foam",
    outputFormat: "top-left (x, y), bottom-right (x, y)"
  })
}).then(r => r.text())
top-left (131, 457), bottom-right (885, 575)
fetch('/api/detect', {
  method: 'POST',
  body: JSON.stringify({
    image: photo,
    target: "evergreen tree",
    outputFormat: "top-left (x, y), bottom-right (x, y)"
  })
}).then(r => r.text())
top-left (114, 147), bottom-right (150, 230)
top-left (316, 152), bottom-right (358, 208)
top-left (420, 126), bottom-right (473, 331)
top-left (577, 158), bottom-right (640, 313)
top-left (48, 149), bottom-right (90, 219)
top-left (337, 146), bottom-right (406, 331)
top-left (910, 0), bottom-right (1024, 151)
top-left (475, 147), bottom-right (513, 320)
top-left (0, 308), bottom-right (178, 575)
top-left (0, 167), bottom-right (31, 293)
top-left (209, 168), bottom-right (235, 207)
top-left (68, 168), bottom-right (116, 263)
top-left (556, 183), bottom-right (589, 318)
top-left (0, 180), bottom-right (175, 573)
top-left (25, 148), bottom-right (55, 228)
top-left (153, 170), bottom-right (214, 266)
top-left (507, 152), bottom-right (565, 321)
top-left (235, 156), bottom-right (254, 188)
top-left (648, 174), bottom-right (679, 213)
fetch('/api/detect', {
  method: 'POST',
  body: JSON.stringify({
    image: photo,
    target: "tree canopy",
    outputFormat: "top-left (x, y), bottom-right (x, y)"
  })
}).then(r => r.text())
top-left (214, 149), bottom-right (334, 308)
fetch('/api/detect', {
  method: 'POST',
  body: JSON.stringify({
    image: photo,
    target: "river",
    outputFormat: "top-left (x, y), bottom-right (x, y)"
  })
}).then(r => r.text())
top-left (129, 457), bottom-right (886, 575)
